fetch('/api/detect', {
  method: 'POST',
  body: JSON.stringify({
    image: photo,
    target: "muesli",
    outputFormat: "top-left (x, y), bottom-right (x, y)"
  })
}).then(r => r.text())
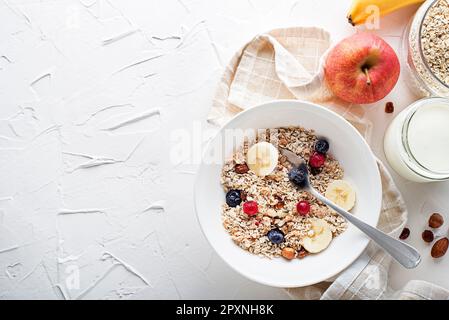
top-left (221, 126), bottom-right (356, 260)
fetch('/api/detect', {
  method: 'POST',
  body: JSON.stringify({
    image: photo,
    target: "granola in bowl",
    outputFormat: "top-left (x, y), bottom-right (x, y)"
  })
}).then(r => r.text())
top-left (221, 126), bottom-right (354, 260)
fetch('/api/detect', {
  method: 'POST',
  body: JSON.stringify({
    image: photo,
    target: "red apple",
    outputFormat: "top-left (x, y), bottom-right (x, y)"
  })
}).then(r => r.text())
top-left (324, 32), bottom-right (400, 104)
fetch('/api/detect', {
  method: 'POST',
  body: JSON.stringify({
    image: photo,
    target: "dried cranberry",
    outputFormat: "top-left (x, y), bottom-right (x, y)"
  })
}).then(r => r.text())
top-left (296, 201), bottom-right (311, 216)
top-left (309, 152), bottom-right (326, 168)
top-left (243, 201), bottom-right (259, 216)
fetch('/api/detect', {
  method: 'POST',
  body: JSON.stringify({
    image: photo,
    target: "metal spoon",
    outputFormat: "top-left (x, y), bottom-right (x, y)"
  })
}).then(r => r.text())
top-left (280, 148), bottom-right (421, 269)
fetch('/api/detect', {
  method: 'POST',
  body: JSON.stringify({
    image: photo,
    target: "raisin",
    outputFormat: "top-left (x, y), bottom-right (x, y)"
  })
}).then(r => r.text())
top-left (399, 227), bottom-right (410, 240)
top-left (385, 102), bottom-right (394, 113)
top-left (422, 230), bottom-right (434, 243)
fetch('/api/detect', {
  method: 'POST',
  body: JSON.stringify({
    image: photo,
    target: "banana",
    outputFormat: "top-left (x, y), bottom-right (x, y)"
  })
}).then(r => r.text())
top-left (325, 180), bottom-right (356, 211)
top-left (246, 142), bottom-right (279, 177)
top-left (347, 0), bottom-right (425, 26)
top-left (301, 219), bottom-right (333, 253)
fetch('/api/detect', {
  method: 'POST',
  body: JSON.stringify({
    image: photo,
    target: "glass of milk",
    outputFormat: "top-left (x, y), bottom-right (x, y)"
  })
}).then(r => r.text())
top-left (384, 97), bottom-right (449, 182)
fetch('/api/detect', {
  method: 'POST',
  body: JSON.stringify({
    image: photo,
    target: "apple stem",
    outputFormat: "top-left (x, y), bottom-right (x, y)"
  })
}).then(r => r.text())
top-left (347, 15), bottom-right (355, 26)
top-left (364, 68), bottom-right (372, 86)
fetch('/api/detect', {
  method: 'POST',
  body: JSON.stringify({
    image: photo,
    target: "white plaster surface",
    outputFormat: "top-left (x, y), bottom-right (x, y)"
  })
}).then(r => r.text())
top-left (0, 0), bottom-right (448, 299)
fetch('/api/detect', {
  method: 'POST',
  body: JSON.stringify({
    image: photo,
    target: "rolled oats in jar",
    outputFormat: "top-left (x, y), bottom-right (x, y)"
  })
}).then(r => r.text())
top-left (402, 0), bottom-right (449, 97)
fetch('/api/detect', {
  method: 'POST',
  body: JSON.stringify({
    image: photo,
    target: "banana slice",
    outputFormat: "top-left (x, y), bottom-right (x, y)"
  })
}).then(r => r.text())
top-left (325, 180), bottom-right (356, 211)
top-left (302, 219), bottom-right (333, 254)
top-left (246, 142), bottom-right (279, 177)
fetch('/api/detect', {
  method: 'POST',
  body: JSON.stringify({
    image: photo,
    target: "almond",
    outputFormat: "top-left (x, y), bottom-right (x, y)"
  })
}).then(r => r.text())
top-left (431, 237), bottom-right (449, 258)
top-left (429, 213), bottom-right (444, 229)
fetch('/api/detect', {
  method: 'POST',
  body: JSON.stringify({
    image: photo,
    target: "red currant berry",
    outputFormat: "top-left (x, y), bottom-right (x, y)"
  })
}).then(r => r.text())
top-left (243, 201), bottom-right (259, 216)
top-left (296, 201), bottom-right (311, 216)
top-left (309, 152), bottom-right (326, 168)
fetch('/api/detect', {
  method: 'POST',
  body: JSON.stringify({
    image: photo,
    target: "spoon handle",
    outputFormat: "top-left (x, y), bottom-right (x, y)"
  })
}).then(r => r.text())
top-left (309, 188), bottom-right (421, 269)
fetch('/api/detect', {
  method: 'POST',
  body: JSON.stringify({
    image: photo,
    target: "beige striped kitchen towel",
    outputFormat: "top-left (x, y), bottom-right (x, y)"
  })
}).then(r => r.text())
top-left (207, 26), bottom-right (449, 300)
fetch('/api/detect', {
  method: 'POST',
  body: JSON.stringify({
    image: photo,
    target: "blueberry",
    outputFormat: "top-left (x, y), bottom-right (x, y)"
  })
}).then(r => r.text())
top-left (315, 139), bottom-right (330, 154)
top-left (267, 229), bottom-right (284, 244)
top-left (288, 164), bottom-right (308, 188)
top-left (226, 190), bottom-right (242, 207)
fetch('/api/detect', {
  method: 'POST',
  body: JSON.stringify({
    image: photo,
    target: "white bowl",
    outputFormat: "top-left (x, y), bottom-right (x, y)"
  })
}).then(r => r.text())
top-left (194, 100), bottom-right (381, 288)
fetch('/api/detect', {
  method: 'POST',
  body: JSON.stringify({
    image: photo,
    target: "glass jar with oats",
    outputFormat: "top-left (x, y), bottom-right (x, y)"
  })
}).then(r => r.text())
top-left (401, 0), bottom-right (449, 97)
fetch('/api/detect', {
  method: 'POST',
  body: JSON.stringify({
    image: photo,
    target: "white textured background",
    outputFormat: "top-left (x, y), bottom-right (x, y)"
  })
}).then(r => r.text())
top-left (0, 0), bottom-right (448, 299)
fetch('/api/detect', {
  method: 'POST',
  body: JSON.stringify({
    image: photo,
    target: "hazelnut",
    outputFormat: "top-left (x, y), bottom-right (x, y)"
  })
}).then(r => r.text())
top-left (281, 247), bottom-right (296, 260)
top-left (431, 237), bottom-right (449, 258)
top-left (429, 213), bottom-right (444, 229)
top-left (422, 230), bottom-right (434, 243)
top-left (399, 227), bottom-right (410, 240)
top-left (234, 163), bottom-right (249, 174)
